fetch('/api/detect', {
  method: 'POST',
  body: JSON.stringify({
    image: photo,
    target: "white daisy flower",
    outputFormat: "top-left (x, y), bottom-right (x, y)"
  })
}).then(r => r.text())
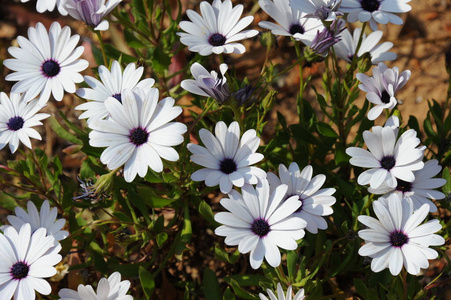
top-left (181, 62), bottom-right (230, 103)
top-left (0, 224), bottom-right (62, 300)
top-left (88, 88), bottom-right (187, 183)
top-left (356, 62), bottom-right (411, 120)
top-left (346, 121), bottom-right (424, 189)
top-left (75, 60), bottom-right (155, 125)
top-left (267, 163), bottom-right (336, 234)
top-left (3, 200), bottom-right (69, 242)
top-left (369, 160), bottom-right (447, 213)
top-left (341, 0), bottom-right (411, 31)
top-left (63, 0), bottom-right (122, 31)
top-left (333, 27), bottom-right (396, 64)
top-left (58, 271), bottom-right (132, 300)
top-left (20, 0), bottom-right (68, 15)
top-left (259, 283), bottom-right (305, 300)
top-left (187, 121), bottom-right (267, 194)
top-left (258, 0), bottom-right (325, 45)
top-left (214, 179), bottom-right (306, 269)
top-left (177, 0), bottom-right (259, 56)
top-left (358, 194), bottom-right (445, 275)
top-left (4, 22), bottom-right (89, 105)
top-left (0, 92), bottom-right (49, 154)
top-left (290, 0), bottom-right (343, 21)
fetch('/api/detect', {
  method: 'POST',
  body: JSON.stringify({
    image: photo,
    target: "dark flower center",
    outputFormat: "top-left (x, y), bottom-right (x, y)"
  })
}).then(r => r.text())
top-left (390, 230), bottom-right (409, 247)
top-left (395, 179), bottom-right (412, 193)
top-left (112, 93), bottom-right (122, 103)
top-left (289, 23), bottom-right (305, 35)
top-left (10, 261), bottom-right (29, 280)
top-left (360, 0), bottom-right (380, 12)
top-left (251, 218), bottom-right (271, 237)
top-left (41, 60), bottom-right (61, 77)
top-left (219, 158), bottom-right (237, 174)
top-left (209, 33), bottom-right (227, 46)
top-left (129, 127), bottom-right (149, 146)
top-left (7, 116), bottom-right (25, 131)
top-left (381, 90), bottom-right (391, 104)
top-left (380, 156), bottom-right (396, 170)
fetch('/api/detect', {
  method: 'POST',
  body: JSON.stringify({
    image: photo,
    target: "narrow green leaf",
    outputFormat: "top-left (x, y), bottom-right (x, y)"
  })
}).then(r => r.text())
top-left (139, 266), bottom-right (155, 299)
top-left (203, 268), bottom-right (221, 300)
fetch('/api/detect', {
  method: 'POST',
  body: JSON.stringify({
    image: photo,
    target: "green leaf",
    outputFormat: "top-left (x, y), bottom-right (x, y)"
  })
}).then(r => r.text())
top-left (224, 274), bottom-right (271, 287)
top-left (181, 206), bottom-right (192, 243)
top-left (408, 115), bottom-right (421, 133)
top-left (138, 187), bottom-right (177, 208)
top-left (442, 167), bottom-right (451, 195)
top-left (225, 278), bottom-right (258, 300)
top-left (223, 287), bottom-right (236, 300)
top-left (139, 266), bottom-right (155, 299)
top-left (49, 117), bottom-right (82, 144)
top-left (354, 278), bottom-right (368, 298)
top-left (203, 268), bottom-right (221, 300)
top-left (113, 212), bottom-right (133, 223)
top-left (287, 250), bottom-right (298, 280)
top-left (151, 46), bottom-right (171, 73)
top-left (156, 232), bottom-right (168, 248)
top-left (199, 200), bottom-right (220, 227)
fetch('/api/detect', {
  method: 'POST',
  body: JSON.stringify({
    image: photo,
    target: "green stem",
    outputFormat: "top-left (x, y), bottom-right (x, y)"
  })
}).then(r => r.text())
top-left (95, 30), bottom-right (108, 66)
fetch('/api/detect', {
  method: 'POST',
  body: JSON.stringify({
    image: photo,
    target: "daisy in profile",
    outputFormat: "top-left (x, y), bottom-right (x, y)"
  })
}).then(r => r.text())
top-left (346, 124), bottom-right (424, 189)
top-left (88, 88), bottom-right (187, 182)
top-left (358, 195), bottom-right (445, 275)
top-left (357, 62), bottom-right (411, 120)
top-left (258, 0), bottom-right (325, 45)
top-left (58, 271), bottom-right (132, 300)
top-left (188, 121), bottom-right (266, 194)
top-left (4, 22), bottom-right (89, 105)
top-left (0, 224), bottom-right (62, 300)
top-left (259, 283), bottom-right (305, 300)
top-left (290, 0), bottom-right (343, 21)
top-left (333, 27), bottom-right (396, 64)
top-left (20, 0), bottom-right (68, 15)
top-left (0, 92), bottom-right (49, 154)
top-left (214, 179), bottom-right (306, 269)
top-left (76, 60), bottom-right (155, 124)
top-left (369, 159), bottom-right (447, 213)
top-left (4, 200), bottom-right (69, 242)
top-left (177, 0), bottom-right (259, 55)
top-left (341, 0), bottom-right (411, 31)
top-left (181, 63), bottom-right (230, 104)
top-left (63, 0), bottom-right (122, 31)
top-left (267, 163), bottom-right (336, 234)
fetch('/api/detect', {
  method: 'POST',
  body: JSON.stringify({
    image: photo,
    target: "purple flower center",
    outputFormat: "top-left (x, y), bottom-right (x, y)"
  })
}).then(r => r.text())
top-left (209, 33), bottom-right (227, 47)
top-left (129, 127), bottom-right (149, 146)
top-left (381, 90), bottom-right (391, 104)
top-left (219, 158), bottom-right (237, 174)
top-left (395, 179), bottom-right (412, 193)
top-left (380, 156), bottom-right (396, 170)
top-left (10, 261), bottom-right (29, 280)
top-left (360, 0), bottom-right (380, 12)
top-left (112, 93), bottom-right (122, 103)
top-left (41, 59), bottom-right (61, 78)
top-left (289, 23), bottom-right (305, 35)
top-left (7, 116), bottom-right (25, 131)
top-left (251, 218), bottom-right (270, 237)
top-left (389, 230), bottom-right (408, 247)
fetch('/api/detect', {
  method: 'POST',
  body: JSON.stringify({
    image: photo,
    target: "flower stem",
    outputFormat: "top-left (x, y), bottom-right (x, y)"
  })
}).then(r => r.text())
top-left (95, 30), bottom-right (108, 66)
